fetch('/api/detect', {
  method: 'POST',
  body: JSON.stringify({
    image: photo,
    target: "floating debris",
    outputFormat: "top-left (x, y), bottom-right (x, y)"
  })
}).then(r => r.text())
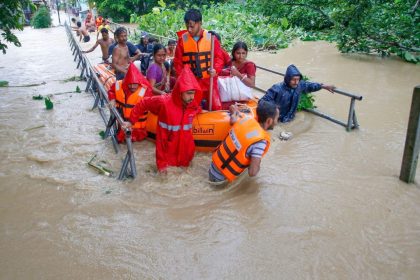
top-left (279, 131), bottom-right (293, 141)
top-left (99, 130), bottom-right (105, 139)
top-left (23, 124), bottom-right (46, 131)
top-left (32, 94), bottom-right (44, 100)
top-left (7, 81), bottom-right (46, 87)
top-left (62, 76), bottom-right (83, 83)
top-left (87, 154), bottom-right (114, 177)
top-left (0, 81), bottom-right (9, 87)
top-left (76, 86), bottom-right (81, 93)
top-left (45, 97), bottom-right (53, 110)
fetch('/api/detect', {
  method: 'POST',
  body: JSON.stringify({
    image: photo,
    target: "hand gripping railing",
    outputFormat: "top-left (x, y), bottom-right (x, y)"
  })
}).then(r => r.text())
top-left (65, 22), bottom-right (136, 180)
top-left (256, 66), bottom-right (363, 131)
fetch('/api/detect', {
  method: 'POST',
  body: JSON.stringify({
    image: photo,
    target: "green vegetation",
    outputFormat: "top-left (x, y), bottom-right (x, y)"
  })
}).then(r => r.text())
top-left (125, 0), bottom-right (419, 63)
top-left (31, 6), bottom-right (52, 29)
top-left (76, 85), bottom-right (81, 93)
top-left (131, 1), bottom-right (296, 51)
top-left (0, 81), bottom-right (9, 87)
top-left (250, 0), bottom-right (419, 63)
top-left (297, 94), bottom-right (316, 111)
top-left (0, 0), bottom-right (34, 54)
top-left (95, 0), bottom-right (224, 22)
top-left (62, 76), bottom-right (83, 83)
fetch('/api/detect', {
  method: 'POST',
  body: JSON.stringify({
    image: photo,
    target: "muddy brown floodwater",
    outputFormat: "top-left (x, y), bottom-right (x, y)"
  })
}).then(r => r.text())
top-left (1, 16), bottom-right (420, 279)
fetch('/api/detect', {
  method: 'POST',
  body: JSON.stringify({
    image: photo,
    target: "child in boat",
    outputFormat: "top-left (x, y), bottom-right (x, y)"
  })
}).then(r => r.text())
top-left (208, 101), bottom-right (279, 183)
top-left (166, 39), bottom-right (176, 60)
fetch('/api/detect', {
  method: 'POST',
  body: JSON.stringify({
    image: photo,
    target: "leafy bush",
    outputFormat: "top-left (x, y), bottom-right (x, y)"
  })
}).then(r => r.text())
top-left (30, 6), bottom-right (51, 29)
top-left (1, 0), bottom-right (35, 54)
top-left (131, 2), bottom-right (301, 52)
top-left (297, 94), bottom-right (315, 111)
top-left (298, 75), bottom-right (315, 111)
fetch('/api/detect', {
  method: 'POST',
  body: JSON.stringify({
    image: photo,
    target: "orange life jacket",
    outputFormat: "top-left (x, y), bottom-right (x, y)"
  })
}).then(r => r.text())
top-left (115, 81), bottom-right (148, 129)
top-left (181, 30), bottom-right (211, 79)
top-left (212, 116), bottom-right (271, 182)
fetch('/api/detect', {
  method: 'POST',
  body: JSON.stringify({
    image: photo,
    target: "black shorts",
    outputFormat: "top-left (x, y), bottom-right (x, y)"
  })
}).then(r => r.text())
top-left (83, 35), bottom-right (90, 42)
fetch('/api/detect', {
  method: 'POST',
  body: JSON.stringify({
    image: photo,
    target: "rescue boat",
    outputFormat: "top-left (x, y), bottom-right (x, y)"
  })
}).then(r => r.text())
top-left (94, 64), bottom-right (257, 152)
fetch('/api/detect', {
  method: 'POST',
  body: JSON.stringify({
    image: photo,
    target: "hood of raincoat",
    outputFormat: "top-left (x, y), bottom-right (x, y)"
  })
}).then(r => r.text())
top-left (283, 64), bottom-right (303, 88)
top-left (122, 63), bottom-right (151, 93)
top-left (171, 65), bottom-right (202, 108)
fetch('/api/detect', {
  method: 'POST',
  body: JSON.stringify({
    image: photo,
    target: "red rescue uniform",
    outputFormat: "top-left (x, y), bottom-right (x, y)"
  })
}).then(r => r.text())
top-left (130, 66), bottom-right (202, 171)
top-left (108, 63), bottom-right (152, 142)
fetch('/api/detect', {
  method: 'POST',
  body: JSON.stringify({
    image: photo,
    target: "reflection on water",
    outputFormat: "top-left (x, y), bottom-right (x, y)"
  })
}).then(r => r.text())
top-left (0, 20), bottom-right (420, 279)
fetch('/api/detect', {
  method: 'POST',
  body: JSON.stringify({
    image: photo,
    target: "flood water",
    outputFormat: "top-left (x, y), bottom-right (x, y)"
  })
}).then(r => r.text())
top-left (1, 17), bottom-right (420, 279)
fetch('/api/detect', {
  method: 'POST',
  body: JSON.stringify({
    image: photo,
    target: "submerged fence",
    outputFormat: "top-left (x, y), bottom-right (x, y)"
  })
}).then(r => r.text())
top-left (110, 21), bottom-right (363, 131)
top-left (65, 22), bottom-right (136, 180)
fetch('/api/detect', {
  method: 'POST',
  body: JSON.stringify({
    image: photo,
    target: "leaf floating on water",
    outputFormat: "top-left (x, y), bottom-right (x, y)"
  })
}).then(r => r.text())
top-left (0, 80), bottom-right (9, 87)
top-left (99, 130), bottom-right (105, 139)
top-left (45, 97), bottom-right (53, 110)
top-left (76, 86), bottom-right (81, 93)
top-left (32, 94), bottom-right (44, 100)
top-left (87, 154), bottom-right (114, 177)
top-left (62, 76), bottom-right (83, 83)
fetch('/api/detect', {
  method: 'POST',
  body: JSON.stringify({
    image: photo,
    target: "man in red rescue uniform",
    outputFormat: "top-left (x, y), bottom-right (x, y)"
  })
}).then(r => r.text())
top-left (108, 63), bottom-right (153, 143)
top-left (173, 8), bottom-right (224, 111)
top-left (127, 66), bottom-right (202, 171)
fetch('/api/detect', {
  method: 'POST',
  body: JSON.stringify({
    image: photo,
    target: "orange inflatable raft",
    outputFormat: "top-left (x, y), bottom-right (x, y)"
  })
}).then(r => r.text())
top-left (93, 64), bottom-right (258, 152)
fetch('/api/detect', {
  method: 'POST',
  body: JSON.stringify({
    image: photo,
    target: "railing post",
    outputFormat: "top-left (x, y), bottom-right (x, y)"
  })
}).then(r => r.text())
top-left (400, 86), bottom-right (420, 183)
top-left (346, 97), bottom-right (356, 131)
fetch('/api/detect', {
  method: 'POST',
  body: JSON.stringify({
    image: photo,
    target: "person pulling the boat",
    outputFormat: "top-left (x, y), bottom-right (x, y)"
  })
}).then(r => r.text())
top-left (208, 101), bottom-right (279, 184)
top-left (260, 64), bottom-right (335, 123)
top-left (83, 28), bottom-right (115, 63)
top-left (108, 63), bottom-right (153, 143)
top-left (173, 9), bottom-right (224, 110)
top-left (125, 66), bottom-right (202, 172)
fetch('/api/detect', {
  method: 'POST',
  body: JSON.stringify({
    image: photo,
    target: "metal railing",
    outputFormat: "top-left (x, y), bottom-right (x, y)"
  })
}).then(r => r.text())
top-left (255, 65), bottom-right (363, 131)
top-left (65, 22), bottom-right (136, 180)
top-left (109, 23), bottom-right (363, 131)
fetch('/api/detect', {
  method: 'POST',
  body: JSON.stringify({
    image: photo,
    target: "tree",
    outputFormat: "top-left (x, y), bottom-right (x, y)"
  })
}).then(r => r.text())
top-left (249, 0), bottom-right (419, 62)
top-left (0, 0), bottom-right (34, 54)
top-left (332, 0), bottom-right (420, 62)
